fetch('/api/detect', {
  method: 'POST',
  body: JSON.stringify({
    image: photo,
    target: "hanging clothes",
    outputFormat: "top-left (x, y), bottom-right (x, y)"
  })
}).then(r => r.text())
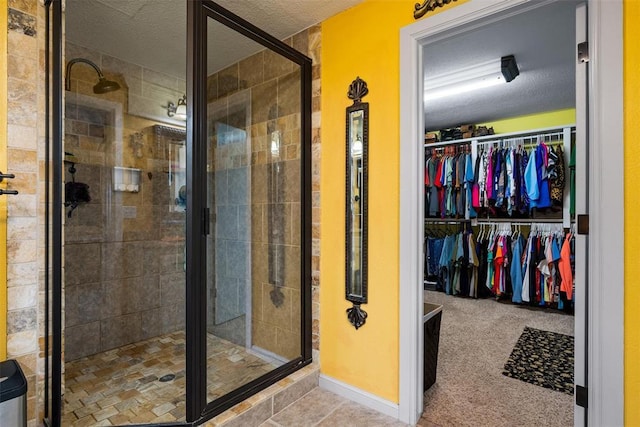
top-left (425, 154), bottom-right (440, 217)
top-left (423, 128), bottom-right (574, 312)
top-left (558, 232), bottom-right (574, 300)
top-left (534, 143), bottom-right (552, 209)
top-left (548, 145), bottom-right (565, 208)
top-left (510, 233), bottom-right (525, 303)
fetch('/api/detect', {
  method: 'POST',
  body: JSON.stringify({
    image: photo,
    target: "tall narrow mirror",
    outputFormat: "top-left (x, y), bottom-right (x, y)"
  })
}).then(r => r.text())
top-left (345, 77), bottom-right (368, 329)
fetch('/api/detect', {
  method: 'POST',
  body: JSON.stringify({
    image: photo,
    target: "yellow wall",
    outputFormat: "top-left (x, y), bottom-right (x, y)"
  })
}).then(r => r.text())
top-left (320, 0), bottom-right (464, 402)
top-left (479, 108), bottom-right (575, 134)
top-left (1, 0), bottom-right (8, 360)
top-left (624, 1), bottom-right (640, 424)
top-left (322, 0), bottom-right (638, 416)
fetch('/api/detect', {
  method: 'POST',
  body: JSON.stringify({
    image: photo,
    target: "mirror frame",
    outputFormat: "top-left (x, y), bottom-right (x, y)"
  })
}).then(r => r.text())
top-left (345, 77), bottom-right (369, 329)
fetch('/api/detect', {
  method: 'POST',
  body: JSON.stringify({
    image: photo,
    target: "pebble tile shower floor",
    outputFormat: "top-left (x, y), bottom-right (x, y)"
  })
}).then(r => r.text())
top-left (62, 331), bottom-right (277, 425)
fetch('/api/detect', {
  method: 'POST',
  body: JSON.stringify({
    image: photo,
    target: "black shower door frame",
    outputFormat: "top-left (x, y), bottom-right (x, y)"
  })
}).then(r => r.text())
top-left (45, 1), bottom-right (313, 425)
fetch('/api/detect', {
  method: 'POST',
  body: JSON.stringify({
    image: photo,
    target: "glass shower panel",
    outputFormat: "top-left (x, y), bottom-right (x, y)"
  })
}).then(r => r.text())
top-left (62, 0), bottom-right (187, 424)
top-left (205, 17), bottom-right (303, 402)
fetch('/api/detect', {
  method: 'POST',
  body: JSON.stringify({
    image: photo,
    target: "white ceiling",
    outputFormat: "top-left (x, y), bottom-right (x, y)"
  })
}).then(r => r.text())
top-left (423, 0), bottom-right (580, 130)
top-left (65, 0), bottom-right (364, 78)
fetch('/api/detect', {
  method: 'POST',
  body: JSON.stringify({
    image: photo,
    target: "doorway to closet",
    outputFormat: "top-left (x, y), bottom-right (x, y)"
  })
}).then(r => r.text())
top-left (413, 1), bottom-right (583, 426)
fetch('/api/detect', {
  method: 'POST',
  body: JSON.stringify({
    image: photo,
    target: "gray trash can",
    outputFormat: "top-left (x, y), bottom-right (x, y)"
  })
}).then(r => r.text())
top-left (0, 360), bottom-right (27, 427)
top-left (423, 303), bottom-right (443, 391)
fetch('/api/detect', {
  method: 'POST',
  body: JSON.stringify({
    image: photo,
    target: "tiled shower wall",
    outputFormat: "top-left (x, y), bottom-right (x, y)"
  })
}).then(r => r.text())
top-left (6, 1), bottom-right (46, 426)
top-left (63, 38), bottom-right (188, 362)
top-left (4, 1), bottom-right (322, 424)
top-left (205, 25), bottom-right (321, 360)
top-left (63, 102), bottom-right (186, 361)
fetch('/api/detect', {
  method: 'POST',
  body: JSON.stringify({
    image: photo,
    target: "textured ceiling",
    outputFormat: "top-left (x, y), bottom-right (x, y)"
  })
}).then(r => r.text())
top-left (65, 1), bottom-right (578, 132)
top-left (65, 0), bottom-right (364, 78)
top-left (423, 0), bottom-right (580, 131)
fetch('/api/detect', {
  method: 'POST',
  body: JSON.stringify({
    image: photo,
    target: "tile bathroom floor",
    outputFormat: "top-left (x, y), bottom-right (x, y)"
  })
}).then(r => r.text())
top-left (62, 331), bottom-right (278, 425)
top-left (261, 387), bottom-right (408, 427)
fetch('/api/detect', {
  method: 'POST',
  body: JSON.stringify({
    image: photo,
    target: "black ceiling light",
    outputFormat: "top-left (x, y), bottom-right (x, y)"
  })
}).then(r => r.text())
top-left (501, 54), bottom-right (520, 83)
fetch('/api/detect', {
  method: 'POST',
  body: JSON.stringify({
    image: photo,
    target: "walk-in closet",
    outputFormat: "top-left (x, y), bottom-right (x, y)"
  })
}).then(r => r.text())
top-left (419, 1), bottom-right (581, 425)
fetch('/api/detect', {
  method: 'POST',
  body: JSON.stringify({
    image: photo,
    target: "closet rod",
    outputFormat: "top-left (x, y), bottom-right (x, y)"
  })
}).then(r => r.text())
top-left (423, 124), bottom-right (575, 148)
top-left (424, 219), bottom-right (471, 225)
top-left (476, 218), bottom-right (565, 224)
top-left (476, 131), bottom-right (574, 147)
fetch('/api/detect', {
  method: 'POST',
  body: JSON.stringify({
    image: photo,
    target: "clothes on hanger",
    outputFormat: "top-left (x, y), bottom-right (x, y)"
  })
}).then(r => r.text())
top-left (469, 139), bottom-right (564, 217)
top-left (425, 222), bottom-right (575, 311)
top-left (423, 129), bottom-right (575, 312)
top-left (425, 147), bottom-right (476, 220)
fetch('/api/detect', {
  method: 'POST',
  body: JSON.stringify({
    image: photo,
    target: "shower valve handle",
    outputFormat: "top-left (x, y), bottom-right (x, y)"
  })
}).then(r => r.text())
top-left (0, 171), bottom-right (15, 182)
top-left (0, 189), bottom-right (18, 195)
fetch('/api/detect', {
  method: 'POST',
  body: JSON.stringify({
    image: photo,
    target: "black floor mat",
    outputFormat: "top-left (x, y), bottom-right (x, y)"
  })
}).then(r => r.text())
top-left (502, 326), bottom-right (574, 395)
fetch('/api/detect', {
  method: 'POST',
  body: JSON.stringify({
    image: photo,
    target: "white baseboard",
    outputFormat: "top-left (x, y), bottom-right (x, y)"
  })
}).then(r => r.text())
top-left (318, 374), bottom-right (399, 420)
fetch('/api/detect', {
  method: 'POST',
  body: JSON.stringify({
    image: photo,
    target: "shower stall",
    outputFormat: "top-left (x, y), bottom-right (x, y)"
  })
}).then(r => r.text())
top-left (45, 1), bottom-right (312, 426)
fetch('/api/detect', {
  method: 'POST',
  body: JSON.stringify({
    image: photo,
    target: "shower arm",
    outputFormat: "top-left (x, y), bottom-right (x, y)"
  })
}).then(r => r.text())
top-left (64, 58), bottom-right (106, 91)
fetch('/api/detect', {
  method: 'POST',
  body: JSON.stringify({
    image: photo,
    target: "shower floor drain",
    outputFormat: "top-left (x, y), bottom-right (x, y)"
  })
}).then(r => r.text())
top-left (159, 374), bottom-right (176, 382)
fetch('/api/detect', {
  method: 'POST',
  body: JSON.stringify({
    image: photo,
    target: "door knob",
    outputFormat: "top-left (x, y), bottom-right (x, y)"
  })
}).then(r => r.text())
top-left (0, 189), bottom-right (18, 195)
top-left (0, 171), bottom-right (15, 182)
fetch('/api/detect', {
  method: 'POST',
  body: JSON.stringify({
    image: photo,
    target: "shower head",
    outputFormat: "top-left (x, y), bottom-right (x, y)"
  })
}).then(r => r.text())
top-left (65, 57), bottom-right (121, 94)
top-left (93, 77), bottom-right (121, 94)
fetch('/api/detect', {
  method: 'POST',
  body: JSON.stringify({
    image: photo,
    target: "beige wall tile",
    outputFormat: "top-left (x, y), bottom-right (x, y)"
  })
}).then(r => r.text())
top-left (252, 319), bottom-right (277, 352)
top-left (7, 238), bottom-right (37, 264)
top-left (275, 327), bottom-right (301, 360)
top-left (264, 49), bottom-right (293, 82)
top-left (9, 171), bottom-right (37, 194)
top-left (7, 77), bottom-right (37, 127)
top-left (7, 329), bottom-right (38, 356)
top-left (239, 52), bottom-right (264, 89)
top-left (8, 7), bottom-right (36, 37)
top-left (8, 261), bottom-right (38, 287)
top-left (13, 352), bottom-right (37, 377)
top-left (8, 148), bottom-right (38, 172)
top-left (311, 111), bottom-right (321, 129)
top-left (8, 53), bottom-right (38, 82)
top-left (8, 31), bottom-right (37, 58)
top-left (7, 307), bottom-right (37, 334)
top-left (7, 216), bottom-right (38, 241)
top-left (292, 29), bottom-right (309, 57)
top-left (143, 67), bottom-right (180, 90)
top-left (261, 284), bottom-right (292, 328)
top-left (218, 63), bottom-right (239, 97)
top-left (9, 0), bottom-right (38, 15)
top-left (66, 42), bottom-right (102, 67)
top-left (8, 194), bottom-right (37, 216)
top-left (7, 284), bottom-right (38, 310)
top-left (102, 54), bottom-right (142, 80)
top-left (8, 124), bottom-right (38, 150)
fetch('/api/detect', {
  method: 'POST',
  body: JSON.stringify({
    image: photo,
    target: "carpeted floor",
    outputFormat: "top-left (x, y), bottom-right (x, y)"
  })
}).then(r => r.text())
top-left (419, 291), bottom-right (574, 427)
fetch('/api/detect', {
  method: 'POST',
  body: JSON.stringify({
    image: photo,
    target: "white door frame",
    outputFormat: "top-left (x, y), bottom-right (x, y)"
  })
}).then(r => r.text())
top-left (398, 1), bottom-right (624, 425)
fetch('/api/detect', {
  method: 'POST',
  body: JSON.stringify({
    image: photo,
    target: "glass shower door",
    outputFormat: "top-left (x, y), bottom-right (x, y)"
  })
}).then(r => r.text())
top-left (202, 7), bottom-right (308, 409)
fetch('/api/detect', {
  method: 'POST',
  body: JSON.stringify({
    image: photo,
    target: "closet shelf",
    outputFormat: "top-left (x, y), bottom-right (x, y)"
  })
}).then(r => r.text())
top-left (423, 123), bottom-right (576, 148)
